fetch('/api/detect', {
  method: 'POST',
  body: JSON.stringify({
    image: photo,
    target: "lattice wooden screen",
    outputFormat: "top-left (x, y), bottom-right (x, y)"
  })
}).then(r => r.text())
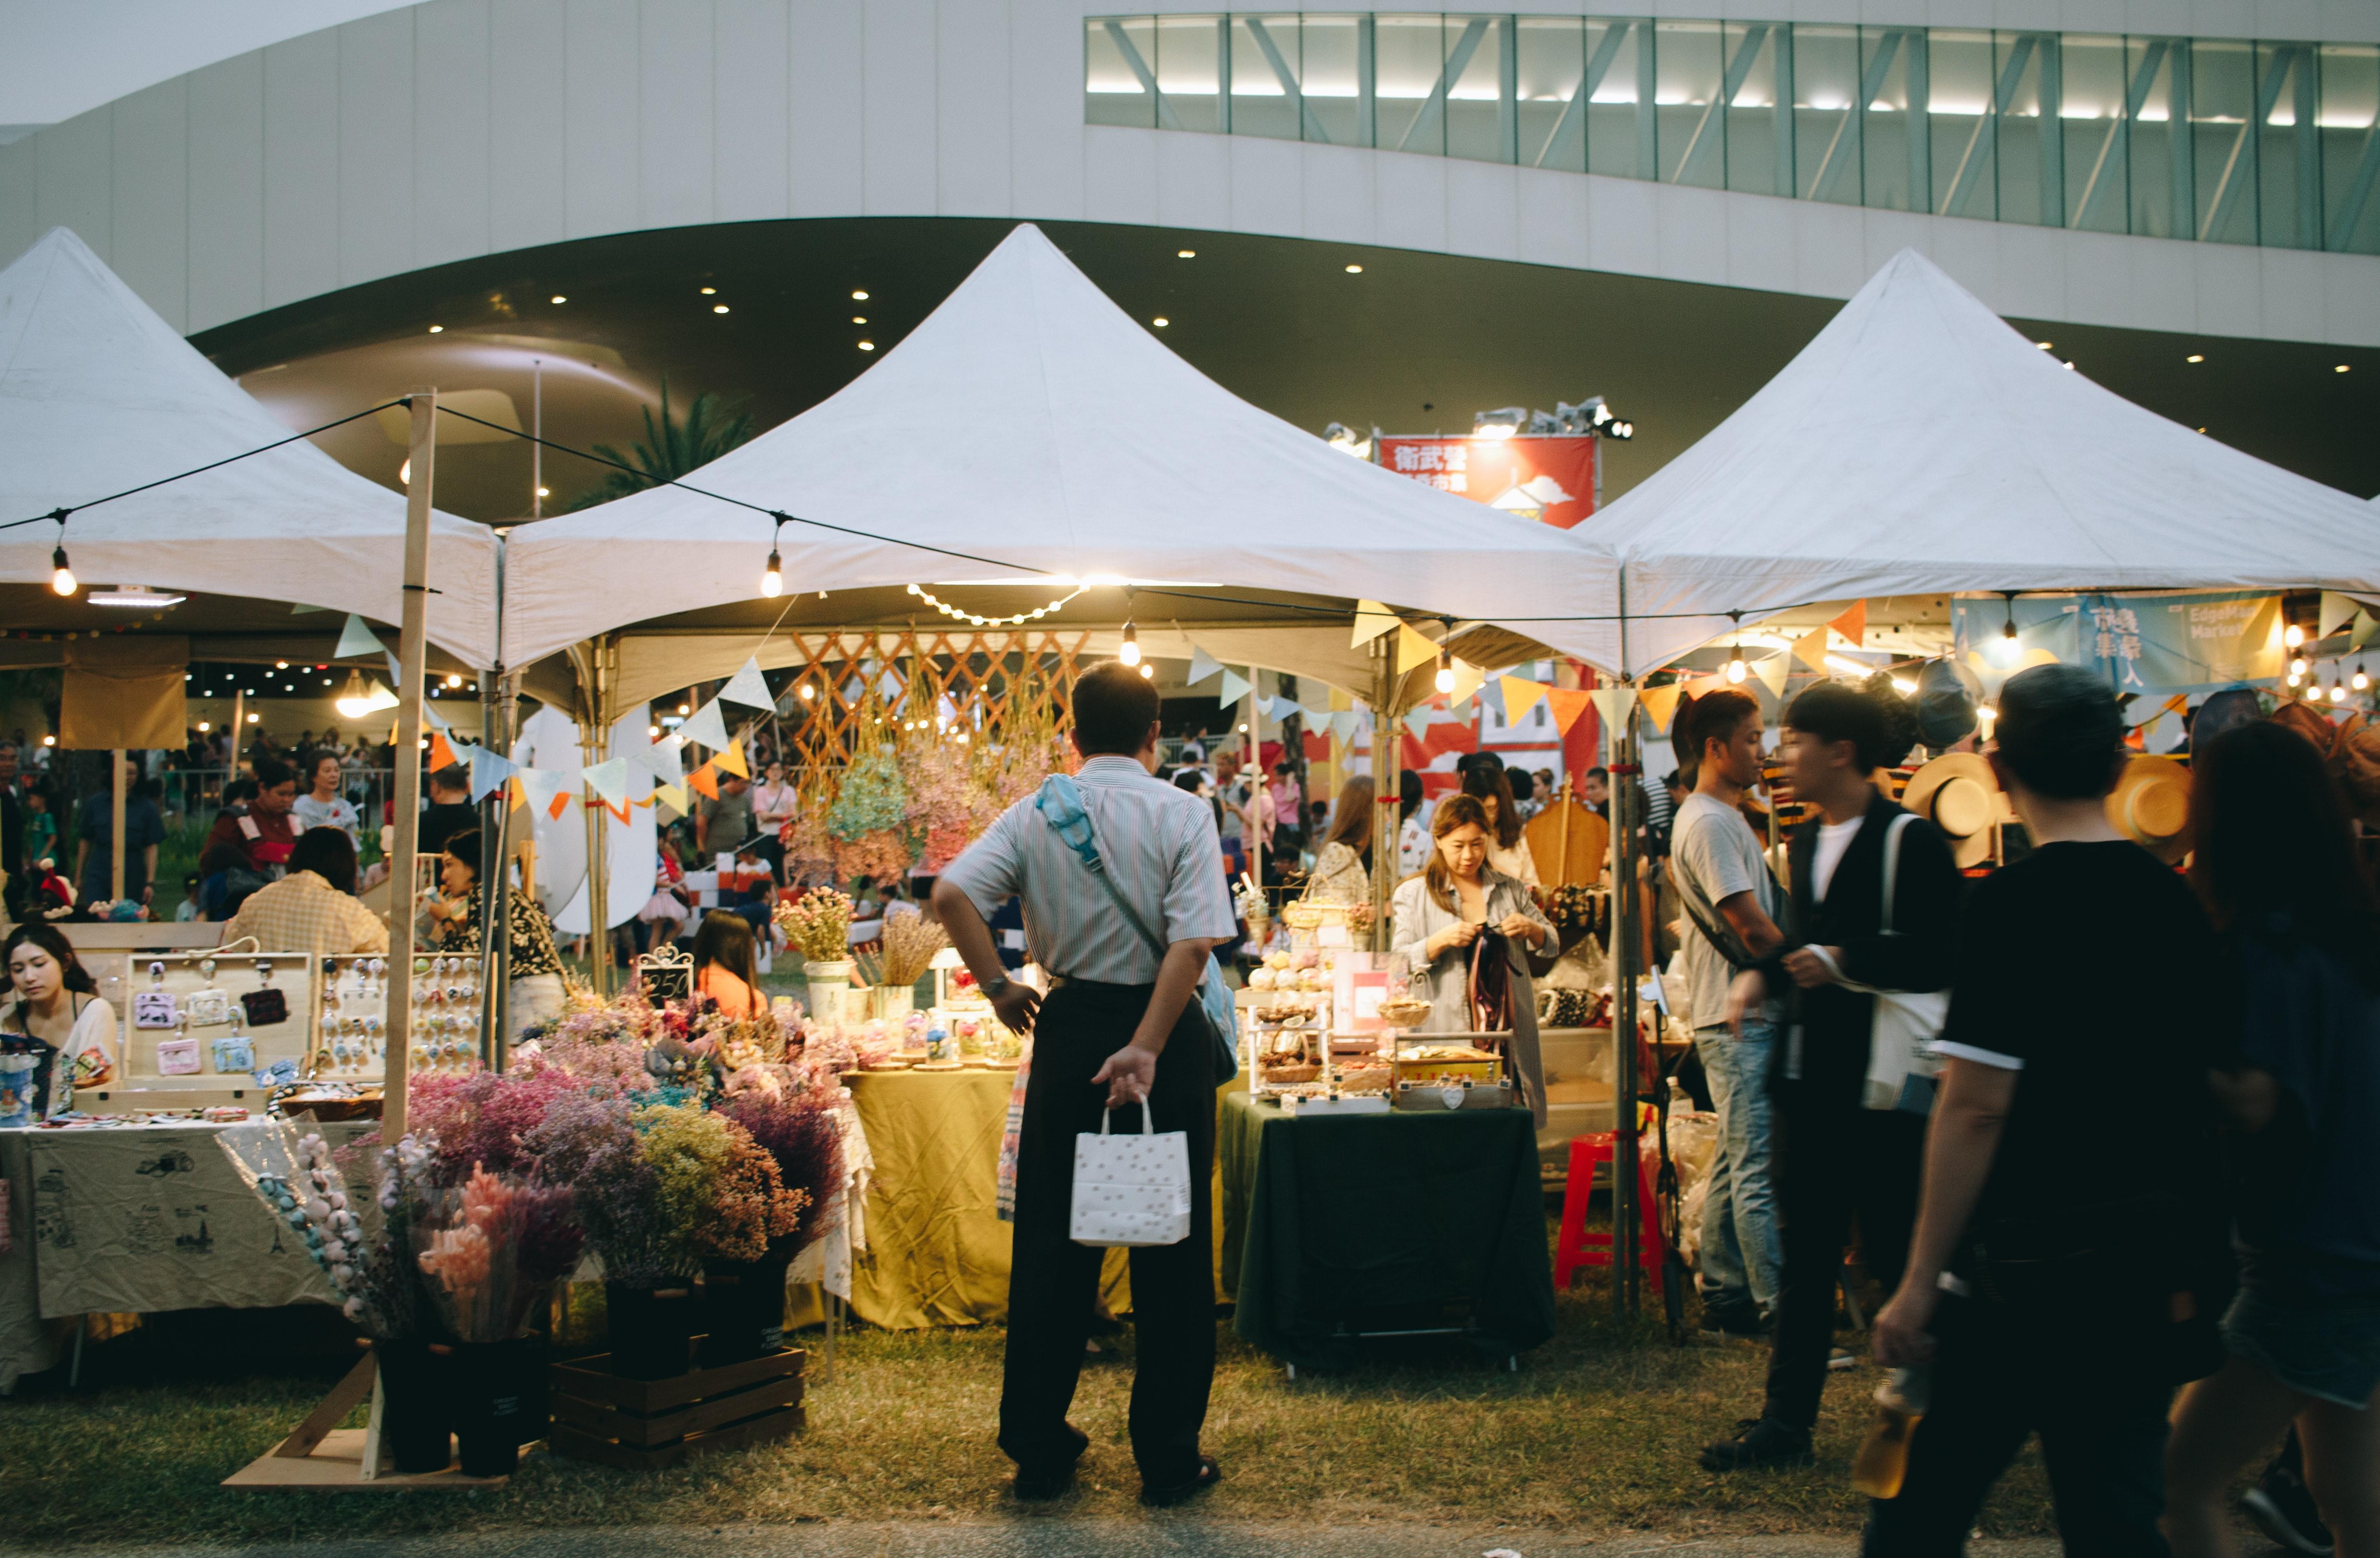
top-left (762, 628), bottom-right (1091, 771)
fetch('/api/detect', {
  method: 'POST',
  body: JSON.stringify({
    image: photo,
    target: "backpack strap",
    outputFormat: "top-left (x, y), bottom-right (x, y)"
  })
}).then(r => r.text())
top-left (1035, 776), bottom-right (1170, 966)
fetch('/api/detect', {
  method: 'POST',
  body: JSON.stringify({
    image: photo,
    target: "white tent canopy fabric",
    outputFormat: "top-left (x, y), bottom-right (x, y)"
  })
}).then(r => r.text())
top-left (503, 224), bottom-right (1622, 673)
top-left (0, 229), bottom-right (501, 668)
top-left (1585, 248), bottom-right (2380, 678)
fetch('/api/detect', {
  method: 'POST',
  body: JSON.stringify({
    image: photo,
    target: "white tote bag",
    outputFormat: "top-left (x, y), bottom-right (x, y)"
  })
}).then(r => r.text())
top-left (1069, 1103), bottom-right (1193, 1249)
top-left (1813, 813), bottom-right (1949, 1114)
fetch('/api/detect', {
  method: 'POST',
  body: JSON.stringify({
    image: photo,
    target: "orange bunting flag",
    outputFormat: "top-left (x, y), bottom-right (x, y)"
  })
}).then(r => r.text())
top-left (1829, 599), bottom-right (1868, 647)
top-left (507, 774), bottom-right (528, 811)
top-left (2162, 692), bottom-right (2190, 717)
top-left (1500, 676), bottom-right (1549, 723)
top-left (1542, 687), bottom-right (1595, 734)
top-left (1792, 627), bottom-right (1831, 673)
top-left (713, 740), bottom-right (750, 779)
top-left (427, 731), bottom-right (458, 771)
top-left (1683, 673), bottom-right (1727, 699)
top-left (546, 789), bottom-right (571, 821)
top-left (1638, 682), bottom-right (1683, 733)
top-left (687, 761), bottom-right (721, 801)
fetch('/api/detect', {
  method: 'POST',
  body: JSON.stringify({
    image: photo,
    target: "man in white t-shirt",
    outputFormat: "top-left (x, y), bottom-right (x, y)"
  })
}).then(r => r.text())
top-left (1666, 689), bottom-right (1786, 1340)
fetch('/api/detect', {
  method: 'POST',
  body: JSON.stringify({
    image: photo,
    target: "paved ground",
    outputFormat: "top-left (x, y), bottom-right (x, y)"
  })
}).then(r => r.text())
top-left (11, 1526), bottom-right (2070, 1558)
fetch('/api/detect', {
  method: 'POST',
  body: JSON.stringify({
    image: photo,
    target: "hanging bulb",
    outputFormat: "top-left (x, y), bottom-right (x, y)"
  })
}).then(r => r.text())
top-left (2329, 680), bottom-right (2347, 704)
top-left (798, 682), bottom-right (815, 701)
top-left (2354, 664), bottom-right (2370, 693)
top-left (761, 548), bottom-right (782, 597)
top-left (2288, 671), bottom-right (2303, 688)
top-left (1434, 647), bottom-right (1455, 696)
top-left (2291, 656), bottom-right (2309, 677)
top-left (334, 669), bottom-right (372, 719)
top-left (1119, 622), bottom-right (1141, 667)
top-left (1139, 663), bottom-right (1154, 680)
top-left (2285, 623), bottom-right (2307, 649)
top-left (50, 545), bottom-right (76, 597)
top-left (1989, 595), bottom-right (2020, 666)
top-left (1726, 647), bottom-right (1747, 684)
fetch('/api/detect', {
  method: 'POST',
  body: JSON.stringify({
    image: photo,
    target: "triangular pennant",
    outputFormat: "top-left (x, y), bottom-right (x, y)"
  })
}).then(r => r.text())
top-left (517, 767), bottom-right (571, 822)
top-left (679, 697), bottom-right (731, 752)
top-left (1828, 599), bottom-right (1868, 647)
top-left (1543, 687), bottom-right (1595, 734)
top-left (1500, 677), bottom-right (1549, 724)
top-left (290, 602), bottom-right (333, 615)
top-left (1792, 627), bottom-right (1830, 673)
top-left (1638, 682), bottom-right (1683, 734)
top-left (1254, 695), bottom-right (1275, 716)
top-left (1186, 645), bottom-right (1223, 685)
top-left (506, 773), bottom-right (528, 811)
top-left (1215, 667), bottom-right (1251, 707)
top-left (1272, 697), bottom-right (1307, 725)
top-left (653, 782), bottom-right (690, 818)
top-left (634, 733), bottom-right (685, 784)
top-left (717, 656), bottom-right (775, 710)
top-left (1752, 654), bottom-right (1789, 699)
top-left (1683, 673), bottom-right (1727, 699)
top-left (2352, 610), bottom-right (2380, 651)
top-left (582, 758), bottom-right (631, 808)
top-left (466, 743), bottom-right (517, 804)
top-left (426, 731), bottom-right (458, 772)
top-left (423, 698), bottom-right (452, 733)
top-left (1395, 623), bottom-right (1442, 676)
top-left (2320, 591), bottom-right (2359, 640)
top-left (334, 613), bottom-right (387, 661)
top-left (1445, 661), bottom-right (1486, 708)
top-left (2162, 692), bottom-right (2190, 717)
top-left (1476, 679), bottom-right (1507, 724)
top-left (1586, 687), bottom-right (1637, 727)
top-left (1402, 707), bottom-right (1435, 737)
top-left (1329, 710), bottom-right (1363, 740)
top-left (1351, 600), bottom-right (1398, 649)
top-left (713, 740), bottom-right (750, 779)
top-left (687, 760), bottom-right (721, 800)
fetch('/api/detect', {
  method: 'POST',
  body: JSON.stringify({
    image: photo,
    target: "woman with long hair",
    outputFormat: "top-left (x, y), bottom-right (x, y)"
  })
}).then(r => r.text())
top-left (1301, 775), bottom-right (1375, 906)
top-left (424, 829), bottom-right (567, 1039)
top-left (1459, 759), bottom-right (1542, 891)
top-left (691, 909), bottom-right (763, 1019)
top-left (1, 923), bottom-right (115, 1123)
top-left (2164, 721), bottom-right (2380, 1558)
top-left (1388, 794), bottom-right (1556, 1125)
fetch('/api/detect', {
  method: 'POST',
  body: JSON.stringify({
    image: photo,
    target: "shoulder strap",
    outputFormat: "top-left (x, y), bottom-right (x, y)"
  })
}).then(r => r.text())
top-left (1664, 853), bottom-right (1754, 971)
top-left (1880, 812), bottom-right (1917, 933)
top-left (1035, 776), bottom-right (1170, 963)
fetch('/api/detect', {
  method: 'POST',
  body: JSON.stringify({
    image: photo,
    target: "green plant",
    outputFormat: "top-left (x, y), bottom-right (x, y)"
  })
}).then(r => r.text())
top-left (565, 381), bottom-right (756, 510)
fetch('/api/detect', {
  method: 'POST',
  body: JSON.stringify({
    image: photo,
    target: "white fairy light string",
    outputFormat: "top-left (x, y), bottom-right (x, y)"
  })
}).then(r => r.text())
top-left (905, 580), bottom-right (1087, 628)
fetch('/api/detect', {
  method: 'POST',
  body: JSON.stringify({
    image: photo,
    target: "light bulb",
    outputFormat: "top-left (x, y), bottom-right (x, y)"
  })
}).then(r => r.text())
top-left (762, 549), bottom-right (783, 597)
top-left (2291, 656), bottom-right (2308, 677)
top-left (798, 683), bottom-right (815, 701)
top-left (50, 545), bottom-right (74, 597)
top-left (2355, 666), bottom-right (2371, 692)
top-left (1119, 623), bottom-right (1141, 667)
top-left (1726, 650), bottom-right (1747, 684)
top-left (2329, 682), bottom-right (2347, 704)
top-left (1434, 649), bottom-right (1455, 696)
top-left (1139, 663), bottom-right (1154, 679)
top-left (2288, 671), bottom-right (2303, 688)
top-left (2285, 623), bottom-right (2306, 649)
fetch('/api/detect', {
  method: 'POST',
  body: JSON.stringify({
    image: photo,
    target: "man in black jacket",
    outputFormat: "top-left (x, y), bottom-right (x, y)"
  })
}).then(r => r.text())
top-left (1699, 681), bottom-right (1963, 1471)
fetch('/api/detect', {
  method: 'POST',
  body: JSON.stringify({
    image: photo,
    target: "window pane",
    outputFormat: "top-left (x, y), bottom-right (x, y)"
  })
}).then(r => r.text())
top-left (1302, 15), bottom-right (1369, 148)
top-left (1155, 15), bottom-right (1225, 133)
top-left (1862, 27), bottom-right (1926, 212)
top-left (1585, 18), bottom-right (1649, 180)
top-left (2193, 38), bottom-right (2258, 244)
top-left (1930, 28), bottom-right (1997, 218)
top-left (1228, 15), bottom-right (1302, 141)
top-left (1518, 16), bottom-right (1585, 171)
top-left (1376, 14), bottom-right (1445, 154)
top-left (2257, 43), bottom-right (2320, 248)
top-left (1445, 14), bottom-right (1514, 164)
top-left (1723, 21), bottom-right (1791, 197)
top-left (1086, 17), bottom-right (1158, 130)
top-left (2061, 34), bottom-right (2127, 232)
top-left (1656, 19), bottom-right (1726, 187)
top-left (2320, 43), bottom-right (2380, 253)
top-left (2128, 38), bottom-right (2190, 239)
top-left (1794, 24), bottom-right (1861, 203)
top-left (1996, 33), bottom-right (2064, 226)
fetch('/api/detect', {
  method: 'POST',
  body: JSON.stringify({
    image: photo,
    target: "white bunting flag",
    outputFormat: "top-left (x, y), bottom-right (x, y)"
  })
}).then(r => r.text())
top-left (679, 697), bottom-right (732, 752)
top-left (1187, 645), bottom-right (1223, 685)
top-left (718, 656), bottom-right (775, 709)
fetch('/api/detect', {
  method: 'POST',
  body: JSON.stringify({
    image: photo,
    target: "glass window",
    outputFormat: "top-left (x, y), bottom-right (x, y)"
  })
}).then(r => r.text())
top-left (1086, 17), bottom-right (1158, 130)
top-left (1303, 15), bottom-right (1371, 148)
top-left (1930, 28), bottom-right (1997, 219)
top-left (2257, 43), bottom-right (2320, 249)
top-left (1862, 27), bottom-right (1927, 213)
top-left (1656, 19), bottom-right (1726, 188)
top-left (2061, 34), bottom-right (2128, 232)
top-left (1444, 14), bottom-right (1514, 164)
top-left (1585, 18), bottom-right (1649, 181)
top-left (1996, 33), bottom-right (2064, 226)
top-left (1228, 16), bottom-right (1304, 142)
top-left (2128, 38), bottom-right (2190, 239)
top-left (2193, 38), bottom-right (2258, 244)
top-left (1517, 16), bottom-right (1585, 172)
top-left (1375, 14), bottom-right (1446, 154)
top-left (2320, 43), bottom-right (2380, 253)
top-left (1795, 24), bottom-right (1862, 204)
top-left (1722, 21), bottom-right (1791, 198)
top-left (1156, 14), bottom-right (1226, 135)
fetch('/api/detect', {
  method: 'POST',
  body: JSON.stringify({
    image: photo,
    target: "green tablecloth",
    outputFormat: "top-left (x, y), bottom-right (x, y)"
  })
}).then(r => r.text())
top-left (1220, 1094), bottom-right (1555, 1369)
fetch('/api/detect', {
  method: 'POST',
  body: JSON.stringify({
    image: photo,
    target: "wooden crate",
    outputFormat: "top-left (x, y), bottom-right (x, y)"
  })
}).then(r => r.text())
top-left (548, 1349), bottom-right (804, 1470)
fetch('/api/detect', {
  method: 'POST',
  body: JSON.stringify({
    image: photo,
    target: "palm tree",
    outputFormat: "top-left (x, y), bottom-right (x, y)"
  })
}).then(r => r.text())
top-left (566, 380), bottom-right (756, 510)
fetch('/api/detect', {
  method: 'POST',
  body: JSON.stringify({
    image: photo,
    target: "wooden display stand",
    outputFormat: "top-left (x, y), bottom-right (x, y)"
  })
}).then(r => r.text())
top-left (549, 1350), bottom-right (807, 1470)
top-left (221, 1352), bottom-right (513, 1491)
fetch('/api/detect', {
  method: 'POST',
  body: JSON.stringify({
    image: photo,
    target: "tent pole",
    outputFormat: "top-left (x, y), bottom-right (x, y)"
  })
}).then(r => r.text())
top-left (1243, 675), bottom-right (1260, 903)
top-left (491, 669), bottom-right (519, 1060)
top-left (383, 389), bottom-right (436, 1145)
top-left (1369, 635), bottom-right (1395, 953)
top-left (582, 635), bottom-right (612, 1000)
top-left (230, 688), bottom-right (244, 772)
top-left (477, 532), bottom-right (508, 1070)
top-left (110, 748), bottom-right (126, 904)
top-left (1611, 571), bottom-right (1640, 1317)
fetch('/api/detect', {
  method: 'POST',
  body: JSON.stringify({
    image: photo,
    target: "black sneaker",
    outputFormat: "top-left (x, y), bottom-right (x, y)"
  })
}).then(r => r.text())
top-left (2243, 1466), bottom-right (2334, 1556)
top-left (1698, 1416), bottom-right (1814, 1472)
top-left (1697, 1302), bottom-right (1770, 1339)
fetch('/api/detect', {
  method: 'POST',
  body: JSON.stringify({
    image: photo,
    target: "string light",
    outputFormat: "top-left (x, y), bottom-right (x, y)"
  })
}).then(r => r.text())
top-left (904, 580), bottom-right (1087, 628)
top-left (2286, 623), bottom-right (2307, 649)
top-left (798, 682), bottom-right (815, 701)
top-left (2329, 678), bottom-right (2347, 704)
top-left (2355, 663), bottom-right (2371, 693)
top-left (1119, 620), bottom-right (1141, 666)
top-left (761, 513), bottom-right (789, 597)
top-left (1139, 663), bottom-right (1154, 679)
top-left (2291, 656), bottom-right (2309, 678)
top-left (1990, 592), bottom-right (2019, 665)
top-left (1725, 611), bottom-right (1747, 684)
top-left (1434, 645), bottom-right (1455, 696)
top-left (50, 543), bottom-right (75, 597)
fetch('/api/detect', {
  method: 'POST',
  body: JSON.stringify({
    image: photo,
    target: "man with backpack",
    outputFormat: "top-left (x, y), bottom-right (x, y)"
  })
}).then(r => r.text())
top-left (932, 661), bottom-right (1236, 1509)
top-left (1698, 682), bottom-right (1962, 1471)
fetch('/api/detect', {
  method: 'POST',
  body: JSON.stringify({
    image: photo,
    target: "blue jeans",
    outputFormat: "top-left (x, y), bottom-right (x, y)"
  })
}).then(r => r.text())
top-left (1695, 1021), bottom-right (1782, 1321)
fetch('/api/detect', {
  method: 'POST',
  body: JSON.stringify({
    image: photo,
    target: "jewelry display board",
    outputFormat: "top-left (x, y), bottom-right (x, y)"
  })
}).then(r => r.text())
top-left (93, 952), bottom-right (319, 1097)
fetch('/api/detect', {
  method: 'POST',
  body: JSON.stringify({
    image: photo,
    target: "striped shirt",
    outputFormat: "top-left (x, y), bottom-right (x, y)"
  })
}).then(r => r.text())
top-left (222, 870), bottom-right (391, 956)
top-left (941, 756), bottom-right (1236, 985)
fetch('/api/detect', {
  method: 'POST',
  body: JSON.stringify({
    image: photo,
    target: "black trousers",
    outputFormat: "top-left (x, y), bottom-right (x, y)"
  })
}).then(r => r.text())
top-left (1762, 1094), bottom-right (1927, 1429)
top-left (998, 979), bottom-right (1216, 1487)
top-left (1862, 1294), bottom-right (2174, 1557)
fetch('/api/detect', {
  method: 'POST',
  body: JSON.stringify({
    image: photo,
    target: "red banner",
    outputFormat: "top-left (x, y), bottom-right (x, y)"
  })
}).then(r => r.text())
top-left (1375, 435), bottom-right (1598, 528)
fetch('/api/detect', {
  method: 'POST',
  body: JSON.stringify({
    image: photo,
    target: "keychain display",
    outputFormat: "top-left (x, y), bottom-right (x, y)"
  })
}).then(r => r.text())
top-left (156, 1018), bottom-right (200, 1076)
top-left (210, 1011), bottom-right (254, 1075)
top-left (316, 955), bottom-right (390, 1076)
top-left (184, 958), bottom-right (234, 1027)
top-left (240, 959), bottom-right (290, 1028)
top-left (132, 961), bottom-right (179, 1028)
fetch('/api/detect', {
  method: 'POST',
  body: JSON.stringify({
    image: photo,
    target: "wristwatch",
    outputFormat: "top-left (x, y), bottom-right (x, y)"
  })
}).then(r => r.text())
top-left (981, 975), bottom-right (1011, 1000)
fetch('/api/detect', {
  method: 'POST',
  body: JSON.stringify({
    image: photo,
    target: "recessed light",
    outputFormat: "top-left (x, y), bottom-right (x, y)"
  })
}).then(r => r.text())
top-left (858, 340), bottom-right (875, 351)
top-left (2185, 354), bottom-right (2204, 363)
top-left (1152, 317), bottom-right (1169, 328)
top-left (536, 486), bottom-right (549, 498)
top-left (852, 289), bottom-right (869, 300)
top-left (700, 286), bottom-right (716, 295)
top-left (549, 294), bottom-right (566, 304)
top-left (713, 304), bottom-right (730, 314)
top-left (2064, 361), bottom-right (2076, 370)
top-left (1344, 264), bottom-right (1363, 273)
top-left (852, 315), bottom-right (867, 324)
top-left (428, 325), bottom-right (443, 333)
top-left (1177, 249), bottom-right (1195, 259)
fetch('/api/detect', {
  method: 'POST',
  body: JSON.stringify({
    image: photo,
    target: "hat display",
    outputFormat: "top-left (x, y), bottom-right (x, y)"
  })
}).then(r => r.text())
top-left (2106, 753), bottom-right (2192, 864)
top-left (2332, 713), bottom-right (2380, 828)
top-left (1912, 659), bottom-right (1978, 750)
top-left (2191, 687), bottom-right (2264, 760)
top-left (1900, 752), bottom-right (2000, 869)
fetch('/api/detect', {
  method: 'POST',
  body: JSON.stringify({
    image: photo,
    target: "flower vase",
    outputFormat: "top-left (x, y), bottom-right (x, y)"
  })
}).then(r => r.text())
top-left (803, 960), bottom-right (854, 1027)
top-left (698, 1247), bottom-right (796, 1366)
top-left (869, 982), bottom-right (913, 1024)
top-left (448, 1336), bottom-right (545, 1477)
top-left (604, 1281), bottom-right (696, 1380)
top-left (373, 1337), bottom-right (453, 1474)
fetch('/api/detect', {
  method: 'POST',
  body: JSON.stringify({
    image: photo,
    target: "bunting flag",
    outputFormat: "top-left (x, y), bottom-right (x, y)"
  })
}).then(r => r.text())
top-left (1254, 694), bottom-right (1274, 716)
top-left (1477, 678), bottom-right (1507, 724)
top-left (1329, 710), bottom-right (1364, 740)
top-left (426, 731), bottom-right (458, 772)
top-left (2353, 610), bottom-right (2380, 651)
top-left (1500, 676), bottom-right (1549, 724)
top-left (1215, 667), bottom-right (1252, 707)
top-left (1402, 706), bottom-right (1436, 737)
top-left (687, 761), bottom-right (721, 800)
top-left (1543, 687), bottom-right (1595, 734)
top-left (1683, 673), bottom-right (1727, 699)
top-left (1395, 623), bottom-right (1442, 675)
top-left (2320, 591), bottom-right (2360, 640)
top-left (466, 743), bottom-right (516, 804)
top-left (1792, 627), bottom-right (1830, 673)
top-left (506, 774), bottom-right (528, 812)
top-left (1638, 682), bottom-right (1684, 734)
top-left (1752, 654), bottom-right (1790, 699)
top-left (1186, 645), bottom-right (1223, 685)
top-left (1829, 599), bottom-right (1868, 647)
top-left (717, 656), bottom-right (775, 710)
top-left (1445, 661), bottom-right (1486, 708)
top-left (679, 697), bottom-right (732, 752)
top-left (1351, 600), bottom-right (1398, 649)
top-left (713, 740), bottom-right (750, 779)
top-left (1272, 696), bottom-right (1309, 724)
top-left (652, 781), bottom-right (690, 818)
top-left (334, 613), bottom-right (386, 661)
top-left (1586, 687), bottom-right (1637, 727)
top-left (634, 733), bottom-right (685, 784)
top-left (517, 766), bottom-right (573, 822)
top-left (2163, 692), bottom-right (2191, 717)
top-left (582, 758), bottom-right (631, 809)
top-left (290, 602), bottom-right (333, 615)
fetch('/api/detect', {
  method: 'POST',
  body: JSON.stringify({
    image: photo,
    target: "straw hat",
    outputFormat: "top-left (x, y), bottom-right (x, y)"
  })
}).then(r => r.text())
top-left (2106, 753), bottom-right (2192, 864)
top-left (1901, 752), bottom-right (2000, 869)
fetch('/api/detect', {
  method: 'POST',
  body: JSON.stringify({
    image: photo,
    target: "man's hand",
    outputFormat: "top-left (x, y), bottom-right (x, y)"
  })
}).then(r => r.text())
top-left (1871, 1283), bottom-right (1940, 1367)
top-left (1782, 946), bottom-right (1844, 989)
top-left (1721, 967), bottom-right (1768, 1036)
top-left (987, 980), bottom-right (1042, 1036)
top-left (1090, 1041), bottom-right (1158, 1108)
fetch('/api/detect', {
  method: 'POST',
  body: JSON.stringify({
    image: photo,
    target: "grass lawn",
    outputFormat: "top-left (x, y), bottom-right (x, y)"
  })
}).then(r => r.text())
top-left (0, 1268), bottom-right (2060, 1548)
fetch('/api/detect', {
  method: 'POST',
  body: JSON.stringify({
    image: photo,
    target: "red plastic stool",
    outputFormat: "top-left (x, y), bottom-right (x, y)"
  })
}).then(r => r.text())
top-left (1553, 1131), bottom-right (1670, 1293)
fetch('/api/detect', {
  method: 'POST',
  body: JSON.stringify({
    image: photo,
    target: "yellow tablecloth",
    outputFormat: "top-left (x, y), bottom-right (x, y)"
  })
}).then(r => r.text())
top-left (845, 1069), bottom-right (1021, 1330)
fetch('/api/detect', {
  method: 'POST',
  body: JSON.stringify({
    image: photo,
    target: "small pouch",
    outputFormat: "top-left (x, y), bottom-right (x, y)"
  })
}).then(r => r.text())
top-left (156, 1036), bottom-right (201, 1075)
top-left (210, 1033), bottom-right (254, 1074)
top-left (132, 961), bottom-right (177, 1028)
top-left (184, 960), bottom-right (232, 1026)
top-left (240, 961), bottom-right (288, 1028)
top-left (72, 1044), bottom-right (114, 1089)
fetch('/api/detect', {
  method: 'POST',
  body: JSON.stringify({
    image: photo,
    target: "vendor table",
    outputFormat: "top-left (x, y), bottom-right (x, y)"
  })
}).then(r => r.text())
top-left (844, 1068), bottom-right (1020, 1330)
top-left (0, 1119), bottom-right (377, 1393)
top-left (1219, 1094), bottom-right (1555, 1371)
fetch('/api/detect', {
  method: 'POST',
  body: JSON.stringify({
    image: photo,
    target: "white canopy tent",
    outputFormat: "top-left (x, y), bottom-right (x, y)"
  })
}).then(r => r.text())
top-left (1583, 248), bottom-right (2380, 679)
top-left (0, 228), bottom-right (501, 669)
top-left (502, 224), bottom-right (1623, 676)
